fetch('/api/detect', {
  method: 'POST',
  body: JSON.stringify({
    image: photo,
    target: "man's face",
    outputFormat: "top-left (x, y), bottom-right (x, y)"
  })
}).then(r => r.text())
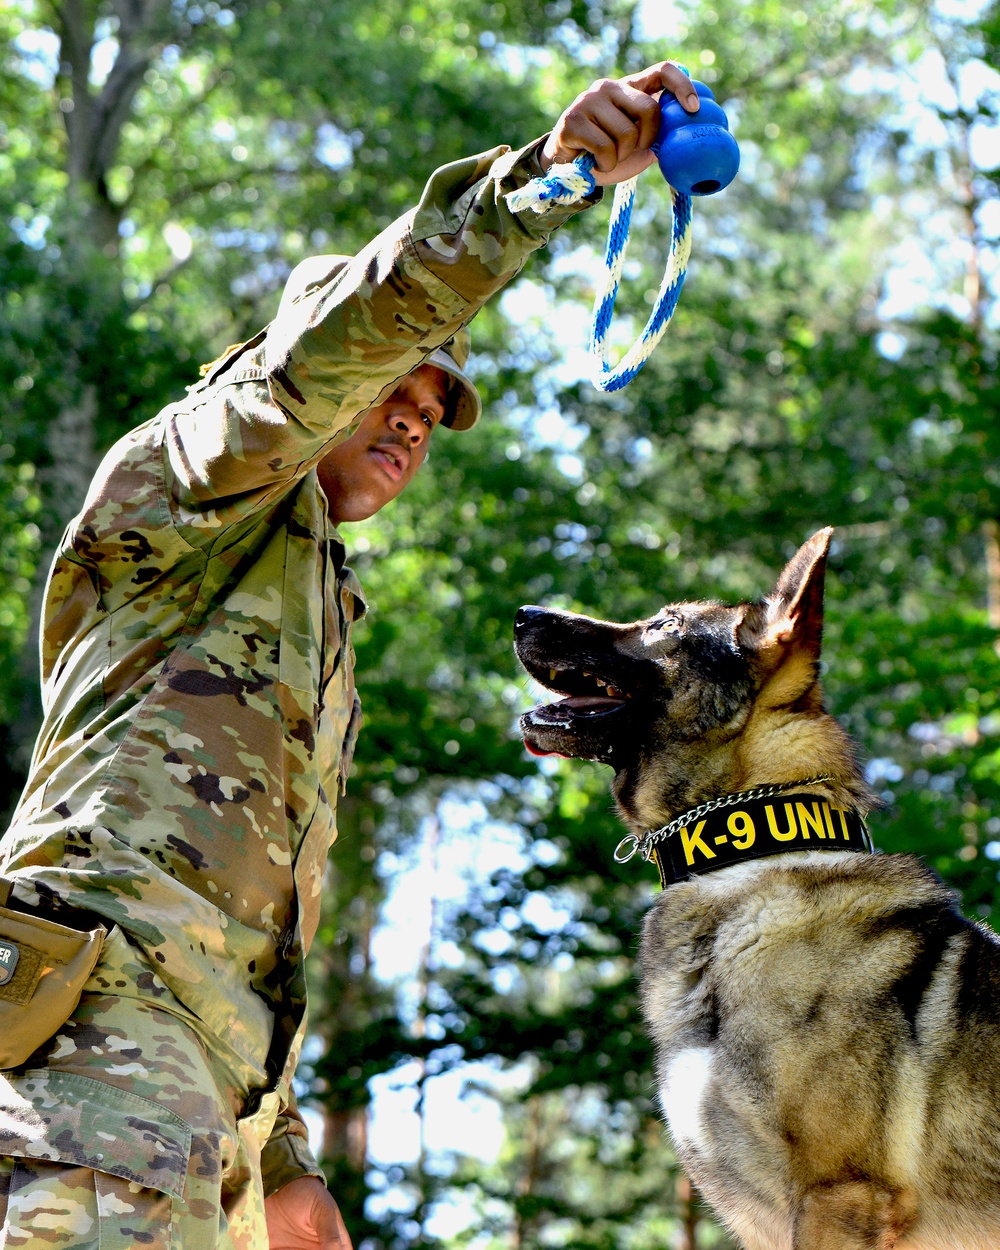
top-left (318, 364), bottom-right (449, 524)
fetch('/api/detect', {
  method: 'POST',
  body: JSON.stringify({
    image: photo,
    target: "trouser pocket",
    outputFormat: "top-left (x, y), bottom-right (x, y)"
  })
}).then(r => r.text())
top-left (0, 906), bottom-right (105, 1070)
top-left (0, 1155), bottom-right (176, 1250)
top-left (0, 1071), bottom-right (192, 1248)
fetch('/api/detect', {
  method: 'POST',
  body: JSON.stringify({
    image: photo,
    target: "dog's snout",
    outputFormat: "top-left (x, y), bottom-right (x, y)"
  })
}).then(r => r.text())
top-left (515, 605), bottom-right (546, 632)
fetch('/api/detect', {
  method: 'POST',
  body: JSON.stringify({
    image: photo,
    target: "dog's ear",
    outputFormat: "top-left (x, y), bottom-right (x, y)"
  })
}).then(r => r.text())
top-left (737, 529), bottom-right (832, 701)
top-left (764, 527), bottom-right (832, 656)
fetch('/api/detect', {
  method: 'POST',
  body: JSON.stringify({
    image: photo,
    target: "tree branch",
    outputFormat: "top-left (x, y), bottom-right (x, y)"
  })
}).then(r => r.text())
top-left (53, 0), bottom-right (173, 245)
top-left (165, 162), bottom-right (303, 208)
top-left (126, 63), bottom-right (232, 192)
top-left (89, 0), bottom-right (173, 183)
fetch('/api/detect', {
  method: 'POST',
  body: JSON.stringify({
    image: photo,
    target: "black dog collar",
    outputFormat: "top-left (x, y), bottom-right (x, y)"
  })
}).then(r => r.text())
top-left (615, 785), bottom-right (872, 889)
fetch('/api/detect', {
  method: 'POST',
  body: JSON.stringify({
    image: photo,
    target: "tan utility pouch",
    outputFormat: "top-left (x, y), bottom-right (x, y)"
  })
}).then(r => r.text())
top-left (0, 882), bottom-right (105, 1070)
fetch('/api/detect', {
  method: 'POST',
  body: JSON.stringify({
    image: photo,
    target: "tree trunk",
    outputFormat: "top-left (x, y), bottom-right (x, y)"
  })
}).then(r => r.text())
top-left (984, 520), bottom-right (1000, 657)
top-left (323, 1108), bottom-right (368, 1173)
top-left (56, 0), bottom-right (171, 253)
top-left (676, 1173), bottom-right (700, 1250)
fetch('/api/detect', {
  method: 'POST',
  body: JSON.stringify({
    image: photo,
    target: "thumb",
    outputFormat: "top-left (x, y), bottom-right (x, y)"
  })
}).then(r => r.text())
top-left (312, 1188), bottom-right (353, 1250)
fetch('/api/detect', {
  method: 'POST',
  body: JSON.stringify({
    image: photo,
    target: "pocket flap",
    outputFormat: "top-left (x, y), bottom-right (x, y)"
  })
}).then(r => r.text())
top-left (0, 908), bottom-right (101, 966)
top-left (0, 1071), bottom-right (192, 1198)
top-left (0, 908), bottom-right (104, 1009)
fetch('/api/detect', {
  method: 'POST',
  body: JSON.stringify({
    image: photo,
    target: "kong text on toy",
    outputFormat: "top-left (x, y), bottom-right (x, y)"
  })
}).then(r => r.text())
top-left (507, 78), bottom-right (740, 392)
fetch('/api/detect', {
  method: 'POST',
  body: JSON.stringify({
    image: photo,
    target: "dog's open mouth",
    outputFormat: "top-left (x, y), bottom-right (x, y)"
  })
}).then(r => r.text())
top-left (519, 658), bottom-right (631, 756)
top-left (527, 661), bottom-right (629, 714)
top-left (513, 604), bottom-right (647, 765)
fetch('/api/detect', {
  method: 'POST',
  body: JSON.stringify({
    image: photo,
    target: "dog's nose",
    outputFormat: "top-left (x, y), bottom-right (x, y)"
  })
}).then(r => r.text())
top-left (515, 605), bottom-right (546, 632)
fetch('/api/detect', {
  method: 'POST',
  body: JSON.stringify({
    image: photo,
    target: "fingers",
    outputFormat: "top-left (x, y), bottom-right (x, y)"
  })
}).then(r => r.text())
top-left (546, 78), bottom-right (657, 172)
top-left (316, 1205), bottom-right (352, 1250)
top-left (592, 81), bottom-right (663, 165)
top-left (625, 61), bottom-right (701, 113)
top-left (560, 88), bottom-right (654, 170)
top-left (542, 61), bottom-right (704, 183)
top-left (264, 1177), bottom-right (353, 1250)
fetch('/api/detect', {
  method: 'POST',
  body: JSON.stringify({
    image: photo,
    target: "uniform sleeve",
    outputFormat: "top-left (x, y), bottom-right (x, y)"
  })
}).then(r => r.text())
top-left (260, 1095), bottom-right (327, 1198)
top-left (163, 138), bottom-right (599, 532)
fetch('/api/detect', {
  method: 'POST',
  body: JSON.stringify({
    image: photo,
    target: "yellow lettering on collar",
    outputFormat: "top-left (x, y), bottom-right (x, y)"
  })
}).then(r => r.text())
top-left (727, 809), bottom-right (755, 850)
top-left (680, 821), bottom-right (715, 866)
top-left (795, 801), bottom-right (826, 839)
top-left (765, 802), bottom-right (798, 841)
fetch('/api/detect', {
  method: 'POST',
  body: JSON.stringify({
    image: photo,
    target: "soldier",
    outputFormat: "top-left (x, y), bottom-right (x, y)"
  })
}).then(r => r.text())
top-left (0, 62), bottom-right (699, 1249)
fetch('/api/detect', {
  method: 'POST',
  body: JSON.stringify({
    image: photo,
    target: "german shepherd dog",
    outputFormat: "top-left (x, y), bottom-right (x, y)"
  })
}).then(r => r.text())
top-left (513, 528), bottom-right (1000, 1250)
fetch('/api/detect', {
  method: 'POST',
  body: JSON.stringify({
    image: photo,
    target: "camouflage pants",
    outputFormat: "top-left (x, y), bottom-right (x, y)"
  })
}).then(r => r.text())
top-left (0, 927), bottom-right (279, 1248)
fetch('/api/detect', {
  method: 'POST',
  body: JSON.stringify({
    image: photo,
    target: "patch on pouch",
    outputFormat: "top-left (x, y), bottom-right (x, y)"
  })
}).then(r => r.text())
top-left (0, 943), bottom-right (43, 1005)
top-left (0, 941), bottom-right (19, 986)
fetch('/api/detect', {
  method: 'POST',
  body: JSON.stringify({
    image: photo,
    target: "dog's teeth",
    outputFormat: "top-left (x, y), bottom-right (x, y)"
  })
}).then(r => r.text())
top-left (606, 686), bottom-right (621, 699)
top-left (549, 668), bottom-right (558, 682)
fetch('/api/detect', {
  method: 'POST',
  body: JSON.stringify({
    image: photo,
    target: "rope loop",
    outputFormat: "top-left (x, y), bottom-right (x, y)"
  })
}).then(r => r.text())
top-left (590, 178), bottom-right (691, 392)
top-left (506, 152), bottom-right (693, 391)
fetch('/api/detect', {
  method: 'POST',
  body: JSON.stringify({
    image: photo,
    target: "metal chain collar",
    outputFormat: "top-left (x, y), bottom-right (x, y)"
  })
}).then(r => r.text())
top-left (613, 777), bottom-right (835, 865)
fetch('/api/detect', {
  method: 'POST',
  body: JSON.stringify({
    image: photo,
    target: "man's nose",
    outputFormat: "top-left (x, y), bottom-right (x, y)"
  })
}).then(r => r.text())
top-left (388, 404), bottom-right (426, 445)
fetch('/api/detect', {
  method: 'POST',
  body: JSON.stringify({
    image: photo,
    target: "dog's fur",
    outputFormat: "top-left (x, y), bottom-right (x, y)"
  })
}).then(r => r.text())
top-left (514, 529), bottom-right (1000, 1250)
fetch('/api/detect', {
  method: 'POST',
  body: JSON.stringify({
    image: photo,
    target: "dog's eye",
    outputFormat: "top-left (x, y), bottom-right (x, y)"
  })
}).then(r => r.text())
top-left (647, 613), bottom-right (682, 636)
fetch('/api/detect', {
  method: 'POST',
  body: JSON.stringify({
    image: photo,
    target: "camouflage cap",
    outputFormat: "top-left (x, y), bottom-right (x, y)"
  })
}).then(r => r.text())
top-left (277, 255), bottom-right (481, 431)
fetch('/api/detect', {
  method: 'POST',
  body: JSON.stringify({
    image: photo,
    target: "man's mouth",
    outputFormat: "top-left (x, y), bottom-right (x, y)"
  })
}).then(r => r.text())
top-left (370, 443), bottom-right (408, 482)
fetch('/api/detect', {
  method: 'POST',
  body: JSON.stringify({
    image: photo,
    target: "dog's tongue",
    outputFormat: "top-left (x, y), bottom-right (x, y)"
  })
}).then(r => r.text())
top-left (524, 741), bottom-right (570, 758)
top-left (557, 694), bottom-right (624, 711)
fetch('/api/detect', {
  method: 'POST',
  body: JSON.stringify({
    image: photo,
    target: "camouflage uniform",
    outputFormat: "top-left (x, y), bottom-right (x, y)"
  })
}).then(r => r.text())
top-left (0, 139), bottom-right (595, 1244)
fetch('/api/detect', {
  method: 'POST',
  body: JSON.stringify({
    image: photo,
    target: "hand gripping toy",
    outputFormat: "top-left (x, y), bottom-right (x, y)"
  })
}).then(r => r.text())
top-left (507, 78), bottom-right (739, 392)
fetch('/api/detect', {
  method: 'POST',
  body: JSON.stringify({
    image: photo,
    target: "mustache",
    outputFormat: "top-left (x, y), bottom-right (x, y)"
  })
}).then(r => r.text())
top-left (372, 432), bottom-right (409, 451)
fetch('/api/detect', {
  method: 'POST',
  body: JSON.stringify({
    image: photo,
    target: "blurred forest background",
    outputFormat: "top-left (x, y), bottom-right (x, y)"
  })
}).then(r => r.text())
top-left (2, 0), bottom-right (999, 1244)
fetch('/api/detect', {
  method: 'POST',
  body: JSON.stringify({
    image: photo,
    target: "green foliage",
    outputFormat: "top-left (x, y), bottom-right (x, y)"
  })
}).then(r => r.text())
top-left (0, 455), bottom-right (41, 715)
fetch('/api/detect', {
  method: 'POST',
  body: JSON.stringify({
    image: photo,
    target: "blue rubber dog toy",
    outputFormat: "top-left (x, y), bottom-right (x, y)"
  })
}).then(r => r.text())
top-left (507, 73), bottom-right (741, 391)
top-left (655, 80), bottom-right (740, 196)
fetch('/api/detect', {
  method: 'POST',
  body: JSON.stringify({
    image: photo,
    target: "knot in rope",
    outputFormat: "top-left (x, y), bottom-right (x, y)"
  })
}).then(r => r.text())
top-left (506, 151), bottom-right (598, 213)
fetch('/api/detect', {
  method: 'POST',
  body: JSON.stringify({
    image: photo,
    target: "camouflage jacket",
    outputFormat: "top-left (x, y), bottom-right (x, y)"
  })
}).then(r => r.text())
top-left (1, 140), bottom-right (595, 1184)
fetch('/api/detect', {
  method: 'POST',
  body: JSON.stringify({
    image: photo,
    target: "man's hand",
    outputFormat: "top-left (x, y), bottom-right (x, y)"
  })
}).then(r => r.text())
top-left (265, 1176), bottom-right (353, 1250)
top-left (541, 62), bottom-right (701, 186)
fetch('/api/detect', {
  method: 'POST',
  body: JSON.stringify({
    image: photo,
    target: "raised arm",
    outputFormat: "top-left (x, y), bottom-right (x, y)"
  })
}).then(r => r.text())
top-left (164, 139), bottom-right (590, 528)
top-left (163, 63), bottom-right (696, 529)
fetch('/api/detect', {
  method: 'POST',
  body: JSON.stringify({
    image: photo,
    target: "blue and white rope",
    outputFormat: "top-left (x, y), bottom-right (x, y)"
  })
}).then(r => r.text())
top-left (507, 152), bottom-right (693, 392)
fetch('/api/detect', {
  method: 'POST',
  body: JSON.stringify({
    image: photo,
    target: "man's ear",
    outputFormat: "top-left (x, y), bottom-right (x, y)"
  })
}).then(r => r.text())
top-left (736, 527), bottom-right (832, 696)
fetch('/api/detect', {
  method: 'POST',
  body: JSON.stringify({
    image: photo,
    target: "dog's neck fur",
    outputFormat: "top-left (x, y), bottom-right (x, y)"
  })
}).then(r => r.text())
top-left (614, 674), bottom-right (876, 834)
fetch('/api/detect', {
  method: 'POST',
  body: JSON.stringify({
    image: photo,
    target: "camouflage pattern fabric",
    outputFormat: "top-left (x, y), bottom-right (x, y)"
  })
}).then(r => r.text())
top-left (0, 136), bottom-right (597, 1204)
top-left (0, 1160), bottom-right (178, 1250)
top-left (0, 927), bottom-right (280, 1247)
